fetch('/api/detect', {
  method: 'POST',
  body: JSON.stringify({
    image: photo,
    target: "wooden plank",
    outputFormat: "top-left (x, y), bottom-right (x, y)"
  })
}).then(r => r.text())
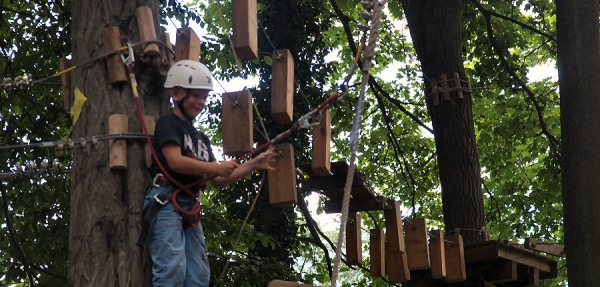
top-left (453, 72), bottom-right (463, 99)
top-left (440, 73), bottom-right (450, 101)
top-left (346, 212), bottom-right (362, 266)
top-left (135, 6), bottom-right (160, 56)
top-left (444, 234), bottom-right (466, 283)
top-left (323, 196), bottom-right (386, 214)
top-left (222, 90), bottom-right (253, 157)
top-left (268, 143), bottom-right (297, 206)
top-left (59, 58), bottom-right (72, 111)
top-left (524, 238), bottom-right (565, 257)
top-left (384, 200), bottom-right (405, 252)
top-left (311, 109), bottom-right (331, 176)
top-left (271, 49), bottom-right (294, 124)
top-left (268, 280), bottom-right (314, 287)
top-left (164, 32), bottom-right (175, 67)
top-left (429, 229), bottom-right (446, 279)
top-left (101, 27), bottom-right (127, 84)
top-left (387, 250), bottom-right (411, 283)
top-left (175, 27), bottom-right (201, 61)
top-left (232, 0), bottom-right (258, 60)
top-left (370, 228), bottom-right (385, 277)
top-left (109, 114), bottom-right (128, 170)
top-left (404, 218), bottom-right (430, 270)
top-left (143, 115), bottom-right (155, 168)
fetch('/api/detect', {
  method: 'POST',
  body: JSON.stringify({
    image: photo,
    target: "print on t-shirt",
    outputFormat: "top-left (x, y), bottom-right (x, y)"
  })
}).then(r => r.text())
top-left (184, 133), bottom-right (211, 161)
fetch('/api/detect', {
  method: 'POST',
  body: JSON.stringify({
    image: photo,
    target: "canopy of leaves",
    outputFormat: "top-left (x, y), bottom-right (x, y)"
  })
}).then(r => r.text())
top-left (0, 0), bottom-right (564, 286)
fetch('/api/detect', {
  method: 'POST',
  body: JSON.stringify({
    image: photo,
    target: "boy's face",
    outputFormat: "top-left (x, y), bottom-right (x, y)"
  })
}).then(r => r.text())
top-left (171, 88), bottom-right (210, 118)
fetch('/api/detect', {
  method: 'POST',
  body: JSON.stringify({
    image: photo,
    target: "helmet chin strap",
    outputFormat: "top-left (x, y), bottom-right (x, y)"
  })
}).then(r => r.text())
top-left (177, 89), bottom-right (194, 123)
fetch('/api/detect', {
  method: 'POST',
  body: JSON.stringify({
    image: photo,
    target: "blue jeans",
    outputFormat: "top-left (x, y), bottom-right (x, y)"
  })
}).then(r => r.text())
top-left (144, 187), bottom-right (210, 287)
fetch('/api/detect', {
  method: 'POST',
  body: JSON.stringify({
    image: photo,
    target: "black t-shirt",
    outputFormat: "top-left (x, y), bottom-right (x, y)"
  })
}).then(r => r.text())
top-left (150, 113), bottom-right (217, 185)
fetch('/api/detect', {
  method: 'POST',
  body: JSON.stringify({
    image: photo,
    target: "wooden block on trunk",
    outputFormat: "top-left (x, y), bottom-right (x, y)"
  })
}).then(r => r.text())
top-left (444, 234), bottom-right (466, 283)
top-left (370, 228), bottom-right (385, 277)
top-left (109, 114), bottom-right (128, 170)
top-left (232, 0), bottom-right (258, 60)
top-left (165, 32), bottom-right (175, 66)
top-left (135, 6), bottom-right (160, 56)
top-left (143, 115), bottom-right (155, 168)
top-left (101, 27), bottom-right (127, 84)
top-left (268, 143), bottom-right (297, 206)
top-left (59, 58), bottom-right (72, 111)
top-left (311, 109), bottom-right (331, 176)
top-left (387, 247), bottom-right (411, 283)
top-left (271, 49), bottom-right (294, 124)
top-left (175, 27), bottom-right (201, 61)
top-left (429, 229), bottom-right (446, 279)
top-left (405, 218), bottom-right (430, 270)
top-left (222, 90), bottom-right (253, 157)
top-left (346, 212), bottom-right (362, 266)
top-left (384, 200), bottom-right (405, 252)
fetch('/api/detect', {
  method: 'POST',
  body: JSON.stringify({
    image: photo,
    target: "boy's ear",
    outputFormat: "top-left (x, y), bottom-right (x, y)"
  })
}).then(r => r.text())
top-left (169, 88), bottom-right (182, 101)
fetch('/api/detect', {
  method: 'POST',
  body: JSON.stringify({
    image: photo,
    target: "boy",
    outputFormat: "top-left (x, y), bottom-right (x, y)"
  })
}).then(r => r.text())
top-left (143, 60), bottom-right (275, 286)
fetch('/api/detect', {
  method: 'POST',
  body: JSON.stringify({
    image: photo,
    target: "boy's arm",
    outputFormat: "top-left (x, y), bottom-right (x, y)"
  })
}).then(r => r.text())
top-left (212, 147), bottom-right (276, 186)
top-left (162, 143), bottom-right (238, 177)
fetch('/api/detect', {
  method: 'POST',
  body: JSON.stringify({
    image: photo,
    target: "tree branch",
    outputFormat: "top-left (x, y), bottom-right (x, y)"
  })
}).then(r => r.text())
top-left (473, 0), bottom-right (562, 164)
top-left (296, 190), bottom-right (333, 278)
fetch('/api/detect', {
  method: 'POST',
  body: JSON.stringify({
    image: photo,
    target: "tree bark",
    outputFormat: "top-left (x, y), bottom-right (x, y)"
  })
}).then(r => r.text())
top-left (557, 0), bottom-right (600, 285)
top-left (68, 1), bottom-right (168, 286)
top-left (401, 0), bottom-right (486, 244)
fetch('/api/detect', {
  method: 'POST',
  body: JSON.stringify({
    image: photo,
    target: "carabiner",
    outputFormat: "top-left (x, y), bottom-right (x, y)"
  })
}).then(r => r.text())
top-left (120, 42), bottom-right (135, 66)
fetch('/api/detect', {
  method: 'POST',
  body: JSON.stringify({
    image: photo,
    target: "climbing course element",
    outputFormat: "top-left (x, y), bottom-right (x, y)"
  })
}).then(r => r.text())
top-left (222, 90), bottom-right (254, 157)
top-left (271, 49), bottom-right (294, 124)
top-left (232, 0), bottom-right (258, 60)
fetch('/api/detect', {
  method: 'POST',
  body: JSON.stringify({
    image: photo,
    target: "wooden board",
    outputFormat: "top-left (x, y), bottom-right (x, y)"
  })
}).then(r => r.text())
top-left (346, 212), bottom-right (362, 266)
top-left (463, 241), bottom-right (558, 279)
top-left (175, 27), bottom-right (200, 61)
top-left (232, 0), bottom-right (258, 60)
top-left (311, 109), bottom-right (331, 176)
top-left (405, 218), bottom-right (430, 270)
top-left (222, 90), bottom-right (253, 157)
top-left (268, 143), bottom-right (297, 206)
top-left (387, 250), bottom-right (411, 283)
top-left (300, 161), bottom-right (374, 201)
top-left (135, 6), bottom-right (159, 56)
top-left (429, 229), bottom-right (446, 279)
top-left (385, 200), bottom-right (405, 252)
top-left (370, 228), bottom-right (385, 277)
top-left (271, 49), bottom-right (294, 124)
top-left (109, 114), bottom-right (128, 170)
top-left (323, 196), bottom-right (385, 214)
top-left (444, 234), bottom-right (466, 282)
top-left (101, 27), bottom-right (127, 84)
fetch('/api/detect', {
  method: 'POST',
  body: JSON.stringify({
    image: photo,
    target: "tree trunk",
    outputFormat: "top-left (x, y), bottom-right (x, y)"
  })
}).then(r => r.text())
top-left (401, 0), bottom-right (486, 244)
top-left (557, 0), bottom-right (600, 285)
top-left (68, 1), bottom-right (168, 286)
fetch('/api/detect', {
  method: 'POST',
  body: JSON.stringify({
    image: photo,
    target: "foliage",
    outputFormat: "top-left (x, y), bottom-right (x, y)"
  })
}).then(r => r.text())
top-left (0, 0), bottom-right (566, 286)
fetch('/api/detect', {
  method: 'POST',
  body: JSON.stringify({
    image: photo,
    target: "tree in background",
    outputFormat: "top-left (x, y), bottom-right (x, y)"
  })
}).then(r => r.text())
top-left (557, 0), bottom-right (600, 285)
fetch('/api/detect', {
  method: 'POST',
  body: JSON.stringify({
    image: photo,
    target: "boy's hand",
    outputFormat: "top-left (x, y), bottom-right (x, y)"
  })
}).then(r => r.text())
top-left (214, 160), bottom-right (239, 177)
top-left (254, 146), bottom-right (276, 171)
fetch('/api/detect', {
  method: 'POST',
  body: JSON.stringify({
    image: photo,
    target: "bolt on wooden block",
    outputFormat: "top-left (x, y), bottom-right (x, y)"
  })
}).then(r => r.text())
top-left (311, 109), bottom-right (331, 176)
top-left (222, 90), bottom-right (253, 157)
top-left (135, 6), bottom-right (160, 56)
top-left (346, 212), bottom-right (362, 266)
top-left (175, 27), bottom-right (200, 61)
top-left (268, 143), bottom-right (297, 206)
top-left (271, 49), bottom-right (294, 124)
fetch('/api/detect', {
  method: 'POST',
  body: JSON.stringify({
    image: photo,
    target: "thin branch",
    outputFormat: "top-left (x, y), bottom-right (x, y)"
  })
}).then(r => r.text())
top-left (296, 190), bottom-right (333, 278)
top-left (469, 0), bottom-right (556, 42)
top-left (473, 0), bottom-right (562, 165)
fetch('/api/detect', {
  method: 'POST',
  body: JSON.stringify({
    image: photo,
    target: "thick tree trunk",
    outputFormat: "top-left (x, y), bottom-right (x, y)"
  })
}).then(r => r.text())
top-left (68, 1), bottom-right (168, 286)
top-left (401, 0), bottom-right (486, 244)
top-left (557, 0), bottom-right (600, 285)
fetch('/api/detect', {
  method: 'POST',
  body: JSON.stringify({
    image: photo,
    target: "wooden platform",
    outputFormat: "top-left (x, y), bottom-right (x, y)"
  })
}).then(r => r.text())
top-left (300, 161), bottom-right (386, 213)
top-left (403, 241), bottom-right (557, 287)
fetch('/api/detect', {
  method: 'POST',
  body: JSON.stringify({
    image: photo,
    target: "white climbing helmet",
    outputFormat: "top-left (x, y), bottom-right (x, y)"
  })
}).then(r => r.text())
top-left (164, 60), bottom-right (214, 90)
